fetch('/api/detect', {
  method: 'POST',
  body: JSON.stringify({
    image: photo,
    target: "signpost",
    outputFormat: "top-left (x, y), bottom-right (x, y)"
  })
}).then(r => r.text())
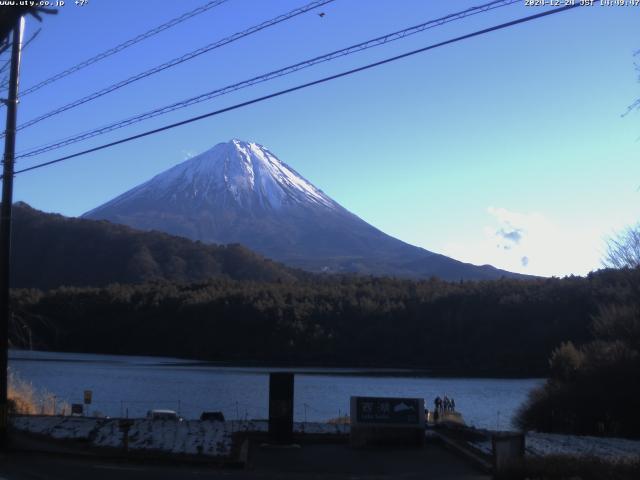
top-left (350, 396), bottom-right (425, 447)
top-left (119, 419), bottom-right (134, 452)
top-left (83, 390), bottom-right (92, 417)
top-left (354, 397), bottom-right (422, 425)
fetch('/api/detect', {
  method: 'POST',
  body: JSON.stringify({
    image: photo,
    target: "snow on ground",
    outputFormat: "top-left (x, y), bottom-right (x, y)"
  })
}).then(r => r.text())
top-left (12, 415), bottom-right (100, 440)
top-left (470, 431), bottom-right (640, 461)
top-left (525, 432), bottom-right (640, 460)
top-left (295, 421), bottom-right (349, 435)
top-left (11, 416), bottom-right (348, 458)
top-left (18, 415), bottom-right (637, 461)
top-left (113, 419), bottom-right (234, 456)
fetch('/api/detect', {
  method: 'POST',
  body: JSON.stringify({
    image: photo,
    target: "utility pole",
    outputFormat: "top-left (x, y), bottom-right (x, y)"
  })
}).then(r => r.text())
top-left (0, 16), bottom-right (24, 450)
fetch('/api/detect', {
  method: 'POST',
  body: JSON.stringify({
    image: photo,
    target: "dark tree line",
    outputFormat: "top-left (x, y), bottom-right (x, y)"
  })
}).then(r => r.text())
top-left (10, 267), bottom-right (640, 378)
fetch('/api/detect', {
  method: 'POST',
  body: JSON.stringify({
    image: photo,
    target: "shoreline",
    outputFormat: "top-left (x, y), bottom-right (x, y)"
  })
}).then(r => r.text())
top-left (8, 348), bottom-right (547, 380)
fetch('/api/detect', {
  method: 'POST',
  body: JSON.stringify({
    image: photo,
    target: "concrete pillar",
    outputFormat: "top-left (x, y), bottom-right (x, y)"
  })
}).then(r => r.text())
top-left (268, 372), bottom-right (294, 444)
top-left (492, 432), bottom-right (525, 477)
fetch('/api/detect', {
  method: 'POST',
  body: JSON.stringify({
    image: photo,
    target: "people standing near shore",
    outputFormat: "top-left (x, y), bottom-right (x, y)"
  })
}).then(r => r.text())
top-left (432, 394), bottom-right (456, 417)
top-left (434, 396), bottom-right (442, 420)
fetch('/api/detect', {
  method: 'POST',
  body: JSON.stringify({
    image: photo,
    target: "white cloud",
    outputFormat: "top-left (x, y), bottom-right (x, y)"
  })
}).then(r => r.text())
top-left (440, 207), bottom-right (604, 277)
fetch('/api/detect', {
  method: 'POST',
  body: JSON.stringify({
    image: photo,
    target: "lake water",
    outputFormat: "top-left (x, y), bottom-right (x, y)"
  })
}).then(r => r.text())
top-left (9, 350), bottom-right (543, 430)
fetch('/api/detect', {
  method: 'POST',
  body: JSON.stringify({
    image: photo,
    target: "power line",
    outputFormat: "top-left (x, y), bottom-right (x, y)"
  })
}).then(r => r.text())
top-left (16, 0), bottom-right (519, 159)
top-left (0, 29), bottom-right (38, 81)
top-left (2, 0), bottom-right (230, 98)
top-left (0, 41), bottom-right (10, 57)
top-left (7, 0), bottom-right (334, 136)
top-left (12, 4), bottom-right (580, 177)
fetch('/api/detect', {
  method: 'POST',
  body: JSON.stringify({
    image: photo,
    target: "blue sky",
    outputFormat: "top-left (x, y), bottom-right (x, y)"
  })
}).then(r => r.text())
top-left (7, 0), bottom-right (640, 277)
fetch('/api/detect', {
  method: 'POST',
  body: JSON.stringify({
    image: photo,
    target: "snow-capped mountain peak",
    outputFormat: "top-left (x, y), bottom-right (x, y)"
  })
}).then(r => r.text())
top-left (87, 139), bottom-right (336, 214)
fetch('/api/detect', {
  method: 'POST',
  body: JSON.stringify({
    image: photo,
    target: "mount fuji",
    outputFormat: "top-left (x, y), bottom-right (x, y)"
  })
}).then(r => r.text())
top-left (83, 139), bottom-right (522, 280)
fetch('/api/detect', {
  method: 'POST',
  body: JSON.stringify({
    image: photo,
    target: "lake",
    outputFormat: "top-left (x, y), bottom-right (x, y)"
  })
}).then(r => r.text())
top-left (9, 350), bottom-right (543, 430)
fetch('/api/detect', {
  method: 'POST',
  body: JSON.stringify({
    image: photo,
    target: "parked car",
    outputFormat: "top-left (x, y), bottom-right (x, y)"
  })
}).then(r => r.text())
top-left (146, 409), bottom-right (182, 421)
top-left (200, 411), bottom-right (225, 422)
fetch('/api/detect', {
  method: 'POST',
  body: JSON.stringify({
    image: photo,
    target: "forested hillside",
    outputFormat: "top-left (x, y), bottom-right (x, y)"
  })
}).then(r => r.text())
top-left (11, 202), bottom-right (303, 289)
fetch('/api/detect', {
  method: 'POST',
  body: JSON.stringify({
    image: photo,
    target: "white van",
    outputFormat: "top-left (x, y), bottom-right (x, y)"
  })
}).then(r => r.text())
top-left (146, 409), bottom-right (181, 421)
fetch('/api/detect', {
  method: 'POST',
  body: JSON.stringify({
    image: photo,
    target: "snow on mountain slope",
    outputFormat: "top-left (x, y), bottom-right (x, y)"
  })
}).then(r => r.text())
top-left (85, 140), bottom-right (337, 215)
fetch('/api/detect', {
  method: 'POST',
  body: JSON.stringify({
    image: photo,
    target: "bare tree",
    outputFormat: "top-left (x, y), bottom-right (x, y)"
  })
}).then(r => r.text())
top-left (604, 224), bottom-right (640, 269)
top-left (623, 49), bottom-right (640, 116)
top-left (605, 52), bottom-right (640, 269)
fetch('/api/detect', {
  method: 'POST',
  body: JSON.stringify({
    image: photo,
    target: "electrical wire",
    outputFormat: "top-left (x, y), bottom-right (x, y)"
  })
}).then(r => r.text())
top-left (15, 0), bottom-right (518, 159)
top-left (7, 0), bottom-right (334, 136)
top-left (0, 28), bottom-right (39, 83)
top-left (11, 4), bottom-right (580, 177)
top-left (10, 0), bottom-right (231, 98)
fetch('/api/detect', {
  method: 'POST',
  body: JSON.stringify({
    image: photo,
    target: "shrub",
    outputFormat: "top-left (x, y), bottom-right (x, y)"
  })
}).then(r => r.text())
top-left (8, 369), bottom-right (69, 415)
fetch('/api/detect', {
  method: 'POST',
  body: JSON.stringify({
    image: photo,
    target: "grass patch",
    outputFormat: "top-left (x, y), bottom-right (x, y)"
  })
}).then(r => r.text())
top-left (8, 369), bottom-right (69, 415)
